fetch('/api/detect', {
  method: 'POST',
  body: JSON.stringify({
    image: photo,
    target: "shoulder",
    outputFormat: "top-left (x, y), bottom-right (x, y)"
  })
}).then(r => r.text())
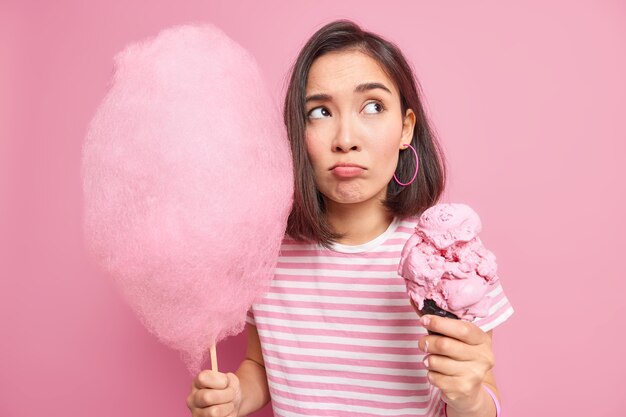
top-left (396, 215), bottom-right (419, 233)
top-left (278, 234), bottom-right (320, 253)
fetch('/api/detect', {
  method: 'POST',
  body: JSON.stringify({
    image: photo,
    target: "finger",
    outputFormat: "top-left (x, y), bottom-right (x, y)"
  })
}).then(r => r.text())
top-left (419, 315), bottom-right (487, 345)
top-left (194, 370), bottom-right (229, 390)
top-left (194, 386), bottom-right (236, 408)
top-left (426, 369), bottom-right (472, 394)
top-left (427, 370), bottom-right (484, 406)
top-left (423, 353), bottom-right (470, 377)
top-left (201, 401), bottom-right (235, 417)
top-left (426, 369), bottom-right (456, 391)
top-left (418, 335), bottom-right (476, 361)
top-left (186, 392), bottom-right (194, 411)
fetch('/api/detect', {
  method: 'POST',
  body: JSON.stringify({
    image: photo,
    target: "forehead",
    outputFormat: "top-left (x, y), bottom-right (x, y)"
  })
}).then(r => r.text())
top-left (306, 49), bottom-right (397, 96)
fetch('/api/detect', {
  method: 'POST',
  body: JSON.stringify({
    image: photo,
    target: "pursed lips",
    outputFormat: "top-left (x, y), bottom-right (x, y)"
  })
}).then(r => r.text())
top-left (329, 163), bottom-right (366, 178)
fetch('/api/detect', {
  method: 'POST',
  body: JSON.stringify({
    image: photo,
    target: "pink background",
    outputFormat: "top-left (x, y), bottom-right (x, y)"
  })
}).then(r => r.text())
top-left (1, 0), bottom-right (625, 416)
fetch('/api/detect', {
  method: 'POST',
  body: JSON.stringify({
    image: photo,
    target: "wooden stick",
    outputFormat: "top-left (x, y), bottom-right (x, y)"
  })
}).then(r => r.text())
top-left (210, 343), bottom-right (218, 372)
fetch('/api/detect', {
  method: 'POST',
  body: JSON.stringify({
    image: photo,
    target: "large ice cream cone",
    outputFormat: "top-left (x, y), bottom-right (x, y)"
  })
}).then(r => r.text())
top-left (399, 204), bottom-right (501, 336)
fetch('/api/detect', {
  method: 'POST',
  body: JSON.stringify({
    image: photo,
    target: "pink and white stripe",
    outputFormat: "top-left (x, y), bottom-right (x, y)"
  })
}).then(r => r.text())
top-left (247, 217), bottom-right (514, 416)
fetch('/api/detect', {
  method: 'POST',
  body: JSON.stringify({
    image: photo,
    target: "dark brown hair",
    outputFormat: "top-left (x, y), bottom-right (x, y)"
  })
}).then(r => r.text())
top-left (283, 19), bottom-right (447, 246)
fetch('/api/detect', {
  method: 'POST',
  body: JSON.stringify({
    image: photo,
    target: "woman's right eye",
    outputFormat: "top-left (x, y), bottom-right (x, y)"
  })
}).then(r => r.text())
top-left (307, 107), bottom-right (331, 119)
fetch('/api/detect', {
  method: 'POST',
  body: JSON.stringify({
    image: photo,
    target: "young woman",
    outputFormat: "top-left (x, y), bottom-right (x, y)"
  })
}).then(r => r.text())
top-left (187, 19), bottom-right (513, 417)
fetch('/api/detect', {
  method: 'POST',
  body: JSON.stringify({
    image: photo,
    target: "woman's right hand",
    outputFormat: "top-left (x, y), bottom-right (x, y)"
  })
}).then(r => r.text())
top-left (187, 370), bottom-right (242, 417)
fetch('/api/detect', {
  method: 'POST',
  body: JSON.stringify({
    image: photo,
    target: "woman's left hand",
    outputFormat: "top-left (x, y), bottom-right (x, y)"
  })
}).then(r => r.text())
top-left (417, 315), bottom-right (495, 414)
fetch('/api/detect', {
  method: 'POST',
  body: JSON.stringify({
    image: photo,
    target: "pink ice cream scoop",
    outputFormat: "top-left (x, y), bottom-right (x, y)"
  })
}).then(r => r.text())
top-left (398, 203), bottom-right (499, 323)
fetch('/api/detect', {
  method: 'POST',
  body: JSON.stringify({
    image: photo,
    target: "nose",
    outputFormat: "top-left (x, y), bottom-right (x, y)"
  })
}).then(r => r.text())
top-left (331, 115), bottom-right (361, 152)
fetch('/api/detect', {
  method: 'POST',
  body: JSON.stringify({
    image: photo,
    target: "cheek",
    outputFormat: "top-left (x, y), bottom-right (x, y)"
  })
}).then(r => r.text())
top-left (304, 133), bottom-right (324, 168)
top-left (369, 128), bottom-right (401, 157)
top-left (366, 123), bottom-right (402, 175)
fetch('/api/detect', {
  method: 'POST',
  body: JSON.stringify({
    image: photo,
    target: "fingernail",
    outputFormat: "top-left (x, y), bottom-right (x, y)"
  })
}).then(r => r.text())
top-left (423, 355), bottom-right (429, 368)
top-left (421, 315), bottom-right (431, 326)
top-left (427, 371), bottom-right (434, 383)
top-left (424, 340), bottom-right (429, 353)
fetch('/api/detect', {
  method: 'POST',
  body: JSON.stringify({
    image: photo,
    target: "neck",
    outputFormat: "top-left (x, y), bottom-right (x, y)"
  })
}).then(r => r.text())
top-left (325, 196), bottom-right (394, 245)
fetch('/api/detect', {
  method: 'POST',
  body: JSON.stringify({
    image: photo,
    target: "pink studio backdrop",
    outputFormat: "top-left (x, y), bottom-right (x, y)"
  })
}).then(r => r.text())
top-left (1, 1), bottom-right (624, 416)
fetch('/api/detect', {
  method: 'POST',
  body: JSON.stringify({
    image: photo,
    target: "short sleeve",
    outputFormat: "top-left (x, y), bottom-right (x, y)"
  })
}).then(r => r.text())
top-left (245, 307), bottom-right (256, 326)
top-left (472, 280), bottom-right (514, 333)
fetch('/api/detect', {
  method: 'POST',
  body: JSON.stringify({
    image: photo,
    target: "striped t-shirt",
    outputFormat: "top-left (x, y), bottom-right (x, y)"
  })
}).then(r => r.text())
top-left (246, 216), bottom-right (514, 417)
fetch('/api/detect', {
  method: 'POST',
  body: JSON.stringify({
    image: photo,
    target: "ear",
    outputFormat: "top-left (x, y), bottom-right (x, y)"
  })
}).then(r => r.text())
top-left (400, 108), bottom-right (416, 149)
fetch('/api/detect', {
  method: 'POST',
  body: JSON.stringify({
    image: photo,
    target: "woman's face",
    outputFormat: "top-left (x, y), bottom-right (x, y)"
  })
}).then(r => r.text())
top-left (304, 49), bottom-right (415, 208)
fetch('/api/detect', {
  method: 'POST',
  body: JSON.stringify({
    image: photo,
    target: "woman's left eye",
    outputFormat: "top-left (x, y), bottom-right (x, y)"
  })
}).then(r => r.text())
top-left (363, 101), bottom-right (385, 114)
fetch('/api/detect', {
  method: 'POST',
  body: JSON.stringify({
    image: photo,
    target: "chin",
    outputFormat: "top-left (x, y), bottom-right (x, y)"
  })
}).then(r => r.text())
top-left (318, 178), bottom-right (389, 206)
top-left (326, 188), bottom-right (386, 206)
top-left (335, 190), bottom-right (366, 203)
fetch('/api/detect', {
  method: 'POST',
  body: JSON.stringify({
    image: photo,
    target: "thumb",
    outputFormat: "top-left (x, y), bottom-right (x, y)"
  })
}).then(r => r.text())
top-left (225, 372), bottom-right (242, 409)
top-left (225, 372), bottom-right (240, 389)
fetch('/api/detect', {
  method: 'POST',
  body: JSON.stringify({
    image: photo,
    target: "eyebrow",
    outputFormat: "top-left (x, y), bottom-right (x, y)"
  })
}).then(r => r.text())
top-left (305, 82), bottom-right (392, 104)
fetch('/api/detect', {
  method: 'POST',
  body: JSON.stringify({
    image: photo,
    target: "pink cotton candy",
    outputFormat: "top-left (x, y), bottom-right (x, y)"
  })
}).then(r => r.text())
top-left (81, 24), bottom-right (293, 374)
